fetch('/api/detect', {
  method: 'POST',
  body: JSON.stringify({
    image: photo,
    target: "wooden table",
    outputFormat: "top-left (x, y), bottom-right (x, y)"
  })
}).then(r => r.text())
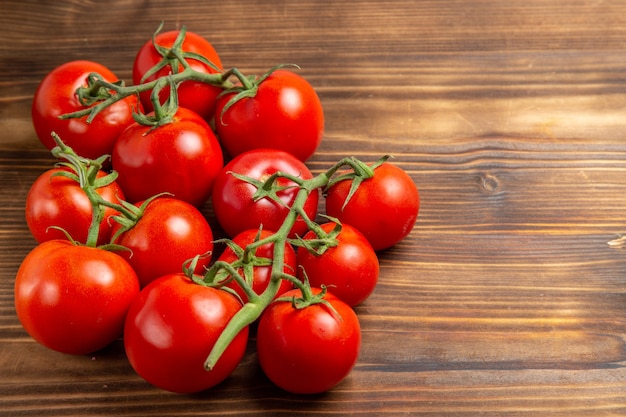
top-left (2, 0), bottom-right (625, 415)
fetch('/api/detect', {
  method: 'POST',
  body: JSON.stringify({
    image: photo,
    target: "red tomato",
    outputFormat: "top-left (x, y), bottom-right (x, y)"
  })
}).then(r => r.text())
top-left (211, 149), bottom-right (319, 239)
top-left (111, 197), bottom-right (214, 287)
top-left (111, 107), bottom-right (223, 207)
top-left (32, 60), bottom-right (139, 160)
top-left (215, 69), bottom-right (324, 161)
top-left (14, 240), bottom-right (139, 355)
top-left (133, 30), bottom-right (223, 122)
top-left (297, 223), bottom-right (379, 306)
top-left (256, 288), bottom-right (361, 394)
top-left (217, 229), bottom-right (296, 302)
top-left (325, 162), bottom-right (420, 251)
top-left (25, 168), bottom-right (124, 246)
top-left (124, 273), bottom-right (248, 393)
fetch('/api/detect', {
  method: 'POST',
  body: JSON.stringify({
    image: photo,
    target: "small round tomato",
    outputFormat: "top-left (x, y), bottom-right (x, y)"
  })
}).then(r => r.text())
top-left (297, 222), bottom-right (379, 307)
top-left (325, 162), bottom-right (420, 251)
top-left (124, 273), bottom-right (248, 394)
top-left (133, 29), bottom-right (223, 122)
top-left (215, 69), bottom-right (324, 161)
top-left (256, 288), bottom-right (361, 394)
top-left (211, 149), bottom-right (319, 239)
top-left (111, 197), bottom-right (214, 287)
top-left (32, 60), bottom-right (139, 160)
top-left (25, 167), bottom-right (124, 246)
top-left (217, 229), bottom-right (296, 303)
top-left (14, 240), bottom-right (139, 355)
top-left (111, 107), bottom-right (223, 207)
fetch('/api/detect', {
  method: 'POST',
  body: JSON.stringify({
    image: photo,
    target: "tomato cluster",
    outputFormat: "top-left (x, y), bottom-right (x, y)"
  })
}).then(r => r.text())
top-left (16, 25), bottom-right (420, 395)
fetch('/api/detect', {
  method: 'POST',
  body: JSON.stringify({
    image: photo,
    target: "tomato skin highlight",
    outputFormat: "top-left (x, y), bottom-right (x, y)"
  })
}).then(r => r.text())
top-left (215, 69), bottom-right (324, 161)
top-left (217, 229), bottom-right (296, 303)
top-left (14, 240), bottom-right (140, 355)
top-left (325, 162), bottom-right (420, 251)
top-left (297, 223), bottom-right (379, 307)
top-left (32, 60), bottom-right (138, 160)
top-left (211, 149), bottom-right (319, 239)
top-left (112, 107), bottom-right (224, 207)
top-left (133, 30), bottom-right (223, 122)
top-left (25, 168), bottom-right (124, 246)
top-left (111, 197), bottom-right (214, 287)
top-left (256, 288), bottom-right (361, 394)
top-left (123, 273), bottom-right (248, 394)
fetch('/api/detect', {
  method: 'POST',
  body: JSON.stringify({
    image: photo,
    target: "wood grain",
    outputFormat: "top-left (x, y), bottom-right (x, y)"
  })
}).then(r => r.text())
top-left (1, 0), bottom-right (626, 415)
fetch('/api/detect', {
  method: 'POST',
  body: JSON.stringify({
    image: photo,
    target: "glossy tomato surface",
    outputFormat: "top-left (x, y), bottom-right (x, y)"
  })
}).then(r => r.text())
top-left (124, 273), bottom-right (248, 393)
top-left (256, 288), bottom-right (361, 394)
top-left (297, 222), bottom-right (379, 307)
top-left (325, 162), bottom-right (420, 251)
top-left (112, 107), bottom-right (223, 207)
top-left (133, 30), bottom-right (223, 121)
top-left (25, 168), bottom-right (124, 246)
top-left (32, 60), bottom-right (138, 160)
top-left (211, 149), bottom-right (319, 239)
top-left (111, 197), bottom-right (214, 287)
top-left (217, 229), bottom-right (296, 303)
top-left (14, 240), bottom-right (139, 355)
top-left (215, 69), bottom-right (324, 161)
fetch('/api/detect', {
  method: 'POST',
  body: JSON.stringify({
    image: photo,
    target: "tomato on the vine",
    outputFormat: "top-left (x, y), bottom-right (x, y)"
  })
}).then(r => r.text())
top-left (256, 288), bottom-right (361, 394)
top-left (211, 149), bottom-right (319, 239)
top-left (14, 240), bottom-right (139, 355)
top-left (32, 60), bottom-right (139, 160)
top-left (111, 197), bottom-right (214, 287)
top-left (217, 229), bottom-right (296, 303)
top-left (25, 167), bottom-right (124, 246)
top-left (215, 69), bottom-right (324, 161)
top-left (133, 29), bottom-right (223, 122)
top-left (297, 222), bottom-right (379, 307)
top-left (124, 273), bottom-right (248, 394)
top-left (111, 107), bottom-right (223, 207)
top-left (325, 162), bottom-right (420, 251)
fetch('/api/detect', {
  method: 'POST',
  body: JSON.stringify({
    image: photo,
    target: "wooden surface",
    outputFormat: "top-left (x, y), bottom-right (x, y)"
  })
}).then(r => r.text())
top-left (1, 0), bottom-right (626, 415)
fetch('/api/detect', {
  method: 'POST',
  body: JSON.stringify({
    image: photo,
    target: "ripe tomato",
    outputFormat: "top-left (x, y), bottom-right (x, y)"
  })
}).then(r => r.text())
top-left (111, 197), bottom-right (214, 287)
top-left (212, 149), bottom-right (319, 239)
top-left (256, 288), bottom-right (361, 394)
top-left (32, 60), bottom-right (138, 160)
top-left (325, 162), bottom-right (420, 251)
top-left (124, 273), bottom-right (248, 393)
top-left (215, 69), bottom-right (324, 161)
top-left (111, 107), bottom-right (223, 207)
top-left (14, 240), bottom-right (139, 355)
top-left (217, 229), bottom-right (296, 302)
top-left (297, 223), bottom-right (379, 307)
top-left (133, 29), bottom-right (223, 122)
top-left (25, 167), bottom-right (124, 246)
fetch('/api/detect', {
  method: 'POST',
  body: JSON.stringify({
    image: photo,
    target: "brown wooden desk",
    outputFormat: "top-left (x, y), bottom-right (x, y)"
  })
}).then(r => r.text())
top-left (1, 1), bottom-right (625, 415)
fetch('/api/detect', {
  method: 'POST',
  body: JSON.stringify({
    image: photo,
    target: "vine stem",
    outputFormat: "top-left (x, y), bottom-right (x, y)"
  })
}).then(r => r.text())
top-left (203, 156), bottom-right (382, 370)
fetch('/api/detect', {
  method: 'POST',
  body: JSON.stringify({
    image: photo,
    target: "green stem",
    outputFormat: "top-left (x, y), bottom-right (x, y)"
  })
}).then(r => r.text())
top-left (204, 166), bottom-right (344, 370)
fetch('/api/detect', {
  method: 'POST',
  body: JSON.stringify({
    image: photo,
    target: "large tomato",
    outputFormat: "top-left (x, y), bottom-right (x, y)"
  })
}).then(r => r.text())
top-left (124, 273), bottom-right (248, 393)
top-left (211, 149), bottom-right (319, 239)
top-left (111, 197), bottom-right (214, 287)
top-left (14, 240), bottom-right (139, 355)
top-left (111, 107), bottom-right (223, 207)
top-left (256, 288), bottom-right (361, 394)
top-left (217, 229), bottom-right (296, 303)
top-left (215, 69), bottom-right (324, 161)
top-left (297, 222), bottom-right (379, 307)
top-left (325, 162), bottom-right (420, 251)
top-left (133, 29), bottom-right (223, 122)
top-left (25, 168), bottom-right (124, 246)
top-left (32, 60), bottom-right (139, 160)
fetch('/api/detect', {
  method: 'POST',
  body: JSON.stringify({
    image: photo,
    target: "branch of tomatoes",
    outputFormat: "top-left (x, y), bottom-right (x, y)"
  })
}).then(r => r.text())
top-left (23, 22), bottom-right (420, 394)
